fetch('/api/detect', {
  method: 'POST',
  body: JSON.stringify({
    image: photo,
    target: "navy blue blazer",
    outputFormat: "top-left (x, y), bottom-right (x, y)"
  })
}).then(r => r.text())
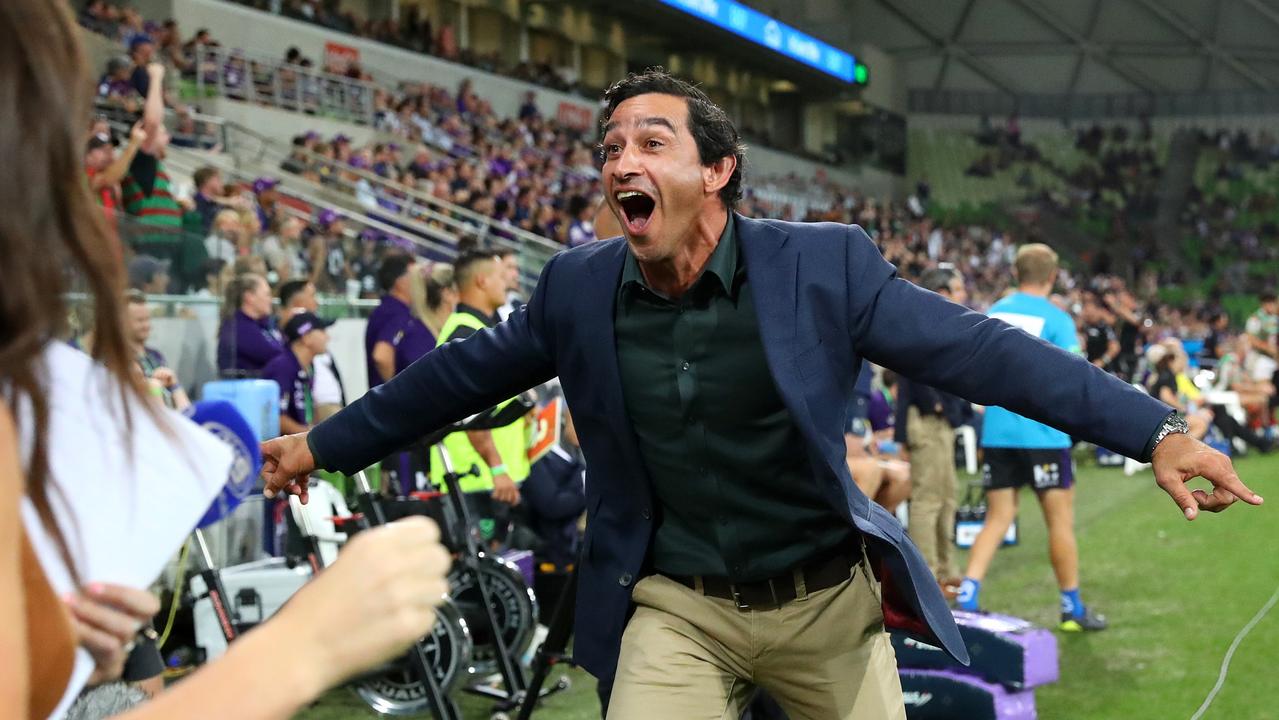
top-left (309, 215), bottom-right (1172, 681)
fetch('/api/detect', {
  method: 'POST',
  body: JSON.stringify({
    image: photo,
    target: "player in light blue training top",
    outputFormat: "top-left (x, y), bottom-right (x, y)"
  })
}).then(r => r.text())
top-left (956, 244), bottom-right (1107, 632)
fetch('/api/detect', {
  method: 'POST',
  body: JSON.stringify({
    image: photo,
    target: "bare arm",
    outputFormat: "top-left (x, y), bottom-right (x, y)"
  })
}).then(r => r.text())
top-left (93, 123), bottom-right (146, 190)
top-left (280, 415), bottom-right (309, 436)
top-left (465, 429), bottom-right (519, 505)
top-left (372, 341), bottom-right (396, 385)
top-left (0, 407), bottom-right (29, 718)
top-left (116, 613), bottom-right (319, 720)
top-left (308, 237), bottom-right (325, 287)
top-left (142, 64), bottom-right (166, 138)
top-left (464, 429), bottom-right (503, 469)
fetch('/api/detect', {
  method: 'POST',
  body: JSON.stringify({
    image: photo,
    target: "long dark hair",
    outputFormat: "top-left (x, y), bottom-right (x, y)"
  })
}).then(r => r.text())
top-left (0, 0), bottom-right (149, 579)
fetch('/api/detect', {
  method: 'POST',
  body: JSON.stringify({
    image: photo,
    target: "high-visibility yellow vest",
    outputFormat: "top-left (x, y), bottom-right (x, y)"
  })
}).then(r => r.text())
top-left (428, 310), bottom-right (530, 492)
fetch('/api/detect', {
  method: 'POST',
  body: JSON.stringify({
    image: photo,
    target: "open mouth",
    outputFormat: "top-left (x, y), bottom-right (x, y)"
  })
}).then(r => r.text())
top-left (615, 189), bottom-right (657, 235)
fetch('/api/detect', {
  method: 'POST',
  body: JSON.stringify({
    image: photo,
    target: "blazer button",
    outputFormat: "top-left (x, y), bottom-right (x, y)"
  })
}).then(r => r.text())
top-left (641, 508), bottom-right (651, 520)
top-left (618, 573), bottom-right (633, 587)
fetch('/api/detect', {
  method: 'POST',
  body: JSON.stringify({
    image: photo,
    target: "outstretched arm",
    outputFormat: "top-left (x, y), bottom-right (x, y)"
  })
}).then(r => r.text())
top-left (844, 225), bottom-right (1262, 518)
top-left (262, 255), bottom-right (561, 496)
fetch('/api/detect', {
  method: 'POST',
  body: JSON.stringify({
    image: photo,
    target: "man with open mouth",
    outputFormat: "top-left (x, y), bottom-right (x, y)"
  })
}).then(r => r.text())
top-left (262, 68), bottom-right (1262, 719)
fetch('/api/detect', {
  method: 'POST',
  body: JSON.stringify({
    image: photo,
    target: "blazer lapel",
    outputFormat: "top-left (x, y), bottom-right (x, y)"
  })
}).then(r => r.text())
top-left (579, 242), bottom-right (654, 502)
top-left (738, 214), bottom-right (802, 407)
top-left (738, 215), bottom-right (850, 507)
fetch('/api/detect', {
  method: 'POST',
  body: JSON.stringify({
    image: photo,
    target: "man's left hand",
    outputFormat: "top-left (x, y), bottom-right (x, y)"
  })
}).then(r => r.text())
top-left (1151, 433), bottom-right (1264, 520)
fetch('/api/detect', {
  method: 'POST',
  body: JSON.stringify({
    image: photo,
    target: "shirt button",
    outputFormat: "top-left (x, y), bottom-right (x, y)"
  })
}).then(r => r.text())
top-left (681, 361), bottom-right (691, 371)
top-left (641, 508), bottom-right (651, 520)
top-left (618, 573), bottom-right (633, 587)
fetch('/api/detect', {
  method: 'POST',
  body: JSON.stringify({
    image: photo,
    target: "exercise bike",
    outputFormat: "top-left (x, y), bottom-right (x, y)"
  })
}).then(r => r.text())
top-left (429, 398), bottom-right (572, 718)
top-left (289, 473), bottom-right (472, 719)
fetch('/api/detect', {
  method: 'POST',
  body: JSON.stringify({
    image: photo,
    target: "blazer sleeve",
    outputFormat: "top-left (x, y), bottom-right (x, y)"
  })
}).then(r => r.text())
top-left (843, 225), bottom-right (1171, 460)
top-left (309, 255), bottom-right (560, 474)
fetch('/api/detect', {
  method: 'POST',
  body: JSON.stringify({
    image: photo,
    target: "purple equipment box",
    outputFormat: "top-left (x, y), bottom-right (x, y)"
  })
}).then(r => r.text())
top-left (891, 610), bottom-right (1058, 689)
top-left (900, 668), bottom-right (1037, 720)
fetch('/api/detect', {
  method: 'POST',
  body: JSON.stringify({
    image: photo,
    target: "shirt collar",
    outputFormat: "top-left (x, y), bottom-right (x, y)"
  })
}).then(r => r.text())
top-left (456, 302), bottom-right (499, 327)
top-left (380, 294), bottom-right (409, 313)
top-left (619, 212), bottom-right (738, 301)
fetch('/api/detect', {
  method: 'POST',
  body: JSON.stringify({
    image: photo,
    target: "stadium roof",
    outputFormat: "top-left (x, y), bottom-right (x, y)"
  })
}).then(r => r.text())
top-left (754, 0), bottom-right (1279, 96)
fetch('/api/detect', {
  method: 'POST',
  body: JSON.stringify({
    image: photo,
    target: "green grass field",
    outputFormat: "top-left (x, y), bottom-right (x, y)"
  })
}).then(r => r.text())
top-left (300, 454), bottom-right (1279, 720)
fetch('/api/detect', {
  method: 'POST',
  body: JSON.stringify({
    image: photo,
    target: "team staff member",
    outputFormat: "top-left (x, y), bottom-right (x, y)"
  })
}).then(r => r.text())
top-left (215, 273), bottom-right (284, 376)
top-left (365, 254), bottom-right (435, 388)
top-left (897, 266), bottom-right (971, 594)
top-left (261, 312), bottom-right (334, 435)
top-left (429, 250), bottom-right (527, 536)
top-left (260, 311), bottom-right (333, 558)
top-left (364, 254), bottom-right (436, 495)
top-left (278, 279), bottom-right (346, 420)
top-left (263, 70), bottom-right (1261, 719)
top-left (957, 244), bottom-right (1104, 632)
top-left (520, 406), bottom-right (587, 622)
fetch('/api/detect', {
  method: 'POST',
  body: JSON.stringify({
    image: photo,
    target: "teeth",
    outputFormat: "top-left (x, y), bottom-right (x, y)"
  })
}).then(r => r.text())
top-left (616, 191), bottom-right (644, 200)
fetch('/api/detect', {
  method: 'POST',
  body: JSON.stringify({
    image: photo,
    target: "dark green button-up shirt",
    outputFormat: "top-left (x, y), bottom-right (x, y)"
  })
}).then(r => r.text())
top-left (614, 213), bottom-right (853, 582)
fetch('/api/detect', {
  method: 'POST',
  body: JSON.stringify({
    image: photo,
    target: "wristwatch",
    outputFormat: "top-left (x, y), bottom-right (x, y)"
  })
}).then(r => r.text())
top-left (1149, 413), bottom-right (1190, 456)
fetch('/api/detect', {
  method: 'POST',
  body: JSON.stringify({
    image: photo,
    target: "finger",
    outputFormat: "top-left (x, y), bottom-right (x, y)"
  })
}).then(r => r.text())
top-left (1155, 472), bottom-right (1199, 520)
top-left (84, 584), bottom-right (161, 619)
top-left (1204, 463), bottom-right (1264, 506)
top-left (67, 597), bottom-right (138, 644)
top-left (1193, 487), bottom-right (1239, 513)
top-left (72, 619), bottom-right (126, 662)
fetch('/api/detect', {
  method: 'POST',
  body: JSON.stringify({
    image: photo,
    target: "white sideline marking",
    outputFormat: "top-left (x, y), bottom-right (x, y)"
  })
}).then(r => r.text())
top-left (1189, 581), bottom-right (1279, 720)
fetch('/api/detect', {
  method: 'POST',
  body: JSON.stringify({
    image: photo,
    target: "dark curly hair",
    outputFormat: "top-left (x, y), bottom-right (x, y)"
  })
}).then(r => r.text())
top-left (600, 67), bottom-right (746, 208)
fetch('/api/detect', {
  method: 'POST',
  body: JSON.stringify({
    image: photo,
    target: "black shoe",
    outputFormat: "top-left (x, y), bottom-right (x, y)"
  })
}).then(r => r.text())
top-left (1059, 609), bottom-right (1107, 632)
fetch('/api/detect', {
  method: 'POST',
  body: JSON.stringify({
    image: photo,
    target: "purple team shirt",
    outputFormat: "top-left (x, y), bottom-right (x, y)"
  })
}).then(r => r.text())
top-left (260, 347), bottom-right (312, 427)
top-left (217, 310), bottom-right (285, 376)
top-left (364, 295), bottom-right (436, 387)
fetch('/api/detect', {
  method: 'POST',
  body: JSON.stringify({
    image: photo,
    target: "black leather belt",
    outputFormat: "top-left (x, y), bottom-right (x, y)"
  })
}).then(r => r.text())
top-left (668, 550), bottom-right (858, 611)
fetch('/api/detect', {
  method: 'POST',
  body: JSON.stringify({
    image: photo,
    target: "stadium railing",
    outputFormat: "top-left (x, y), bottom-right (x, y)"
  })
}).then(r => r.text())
top-left (188, 43), bottom-right (377, 126)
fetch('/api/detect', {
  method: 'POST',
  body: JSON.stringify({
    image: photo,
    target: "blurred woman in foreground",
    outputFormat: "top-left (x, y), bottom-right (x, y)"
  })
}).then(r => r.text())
top-left (0, 2), bottom-right (451, 718)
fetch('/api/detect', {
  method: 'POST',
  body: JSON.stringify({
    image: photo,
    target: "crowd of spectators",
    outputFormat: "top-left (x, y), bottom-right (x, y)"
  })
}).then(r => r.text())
top-left (221, 0), bottom-right (579, 94)
top-left (75, 3), bottom-right (1279, 452)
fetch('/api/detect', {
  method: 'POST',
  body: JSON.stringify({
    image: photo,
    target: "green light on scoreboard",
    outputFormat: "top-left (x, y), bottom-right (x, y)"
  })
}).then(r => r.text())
top-left (854, 62), bottom-right (869, 85)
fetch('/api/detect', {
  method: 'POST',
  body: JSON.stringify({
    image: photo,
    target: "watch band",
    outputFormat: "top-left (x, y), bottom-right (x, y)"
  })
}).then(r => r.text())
top-left (1148, 412), bottom-right (1190, 458)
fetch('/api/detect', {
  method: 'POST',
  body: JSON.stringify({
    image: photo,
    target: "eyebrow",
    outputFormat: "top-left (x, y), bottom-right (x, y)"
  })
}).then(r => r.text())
top-left (602, 116), bottom-right (678, 136)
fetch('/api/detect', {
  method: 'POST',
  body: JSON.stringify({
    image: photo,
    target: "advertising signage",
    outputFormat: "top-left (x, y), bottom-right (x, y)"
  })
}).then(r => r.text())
top-left (657, 0), bottom-right (867, 84)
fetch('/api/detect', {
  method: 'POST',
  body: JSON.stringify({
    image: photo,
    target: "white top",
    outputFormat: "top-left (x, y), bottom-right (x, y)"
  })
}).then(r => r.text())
top-left (18, 343), bottom-right (232, 718)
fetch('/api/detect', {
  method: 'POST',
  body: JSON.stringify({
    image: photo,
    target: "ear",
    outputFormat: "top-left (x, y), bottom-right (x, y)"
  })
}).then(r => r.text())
top-left (703, 154), bottom-right (737, 199)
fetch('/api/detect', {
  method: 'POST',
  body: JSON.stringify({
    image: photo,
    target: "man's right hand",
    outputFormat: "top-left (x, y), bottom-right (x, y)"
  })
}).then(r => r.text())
top-left (492, 473), bottom-right (520, 506)
top-left (146, 62), bottom-right (165, 81)
top-left (261, 432), bottom-right (317, 503)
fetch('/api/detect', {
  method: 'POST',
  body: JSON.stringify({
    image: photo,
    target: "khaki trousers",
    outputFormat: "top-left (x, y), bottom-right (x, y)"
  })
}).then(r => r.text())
top-left (905, 407), bottom-right (958, 580)
top-left (607, 559), bottom-right (905, 720)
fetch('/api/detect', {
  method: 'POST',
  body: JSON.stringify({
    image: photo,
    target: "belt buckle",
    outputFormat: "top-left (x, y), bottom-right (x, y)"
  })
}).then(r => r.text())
top-left (729, 584), bottom-right (750, 611)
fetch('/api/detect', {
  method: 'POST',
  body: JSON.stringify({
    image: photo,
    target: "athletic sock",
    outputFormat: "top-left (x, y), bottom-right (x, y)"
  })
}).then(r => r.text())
top-left (1060, 588), bottom-right (1085, 617)
top-left (957, 577), bottom-right (981, 611)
